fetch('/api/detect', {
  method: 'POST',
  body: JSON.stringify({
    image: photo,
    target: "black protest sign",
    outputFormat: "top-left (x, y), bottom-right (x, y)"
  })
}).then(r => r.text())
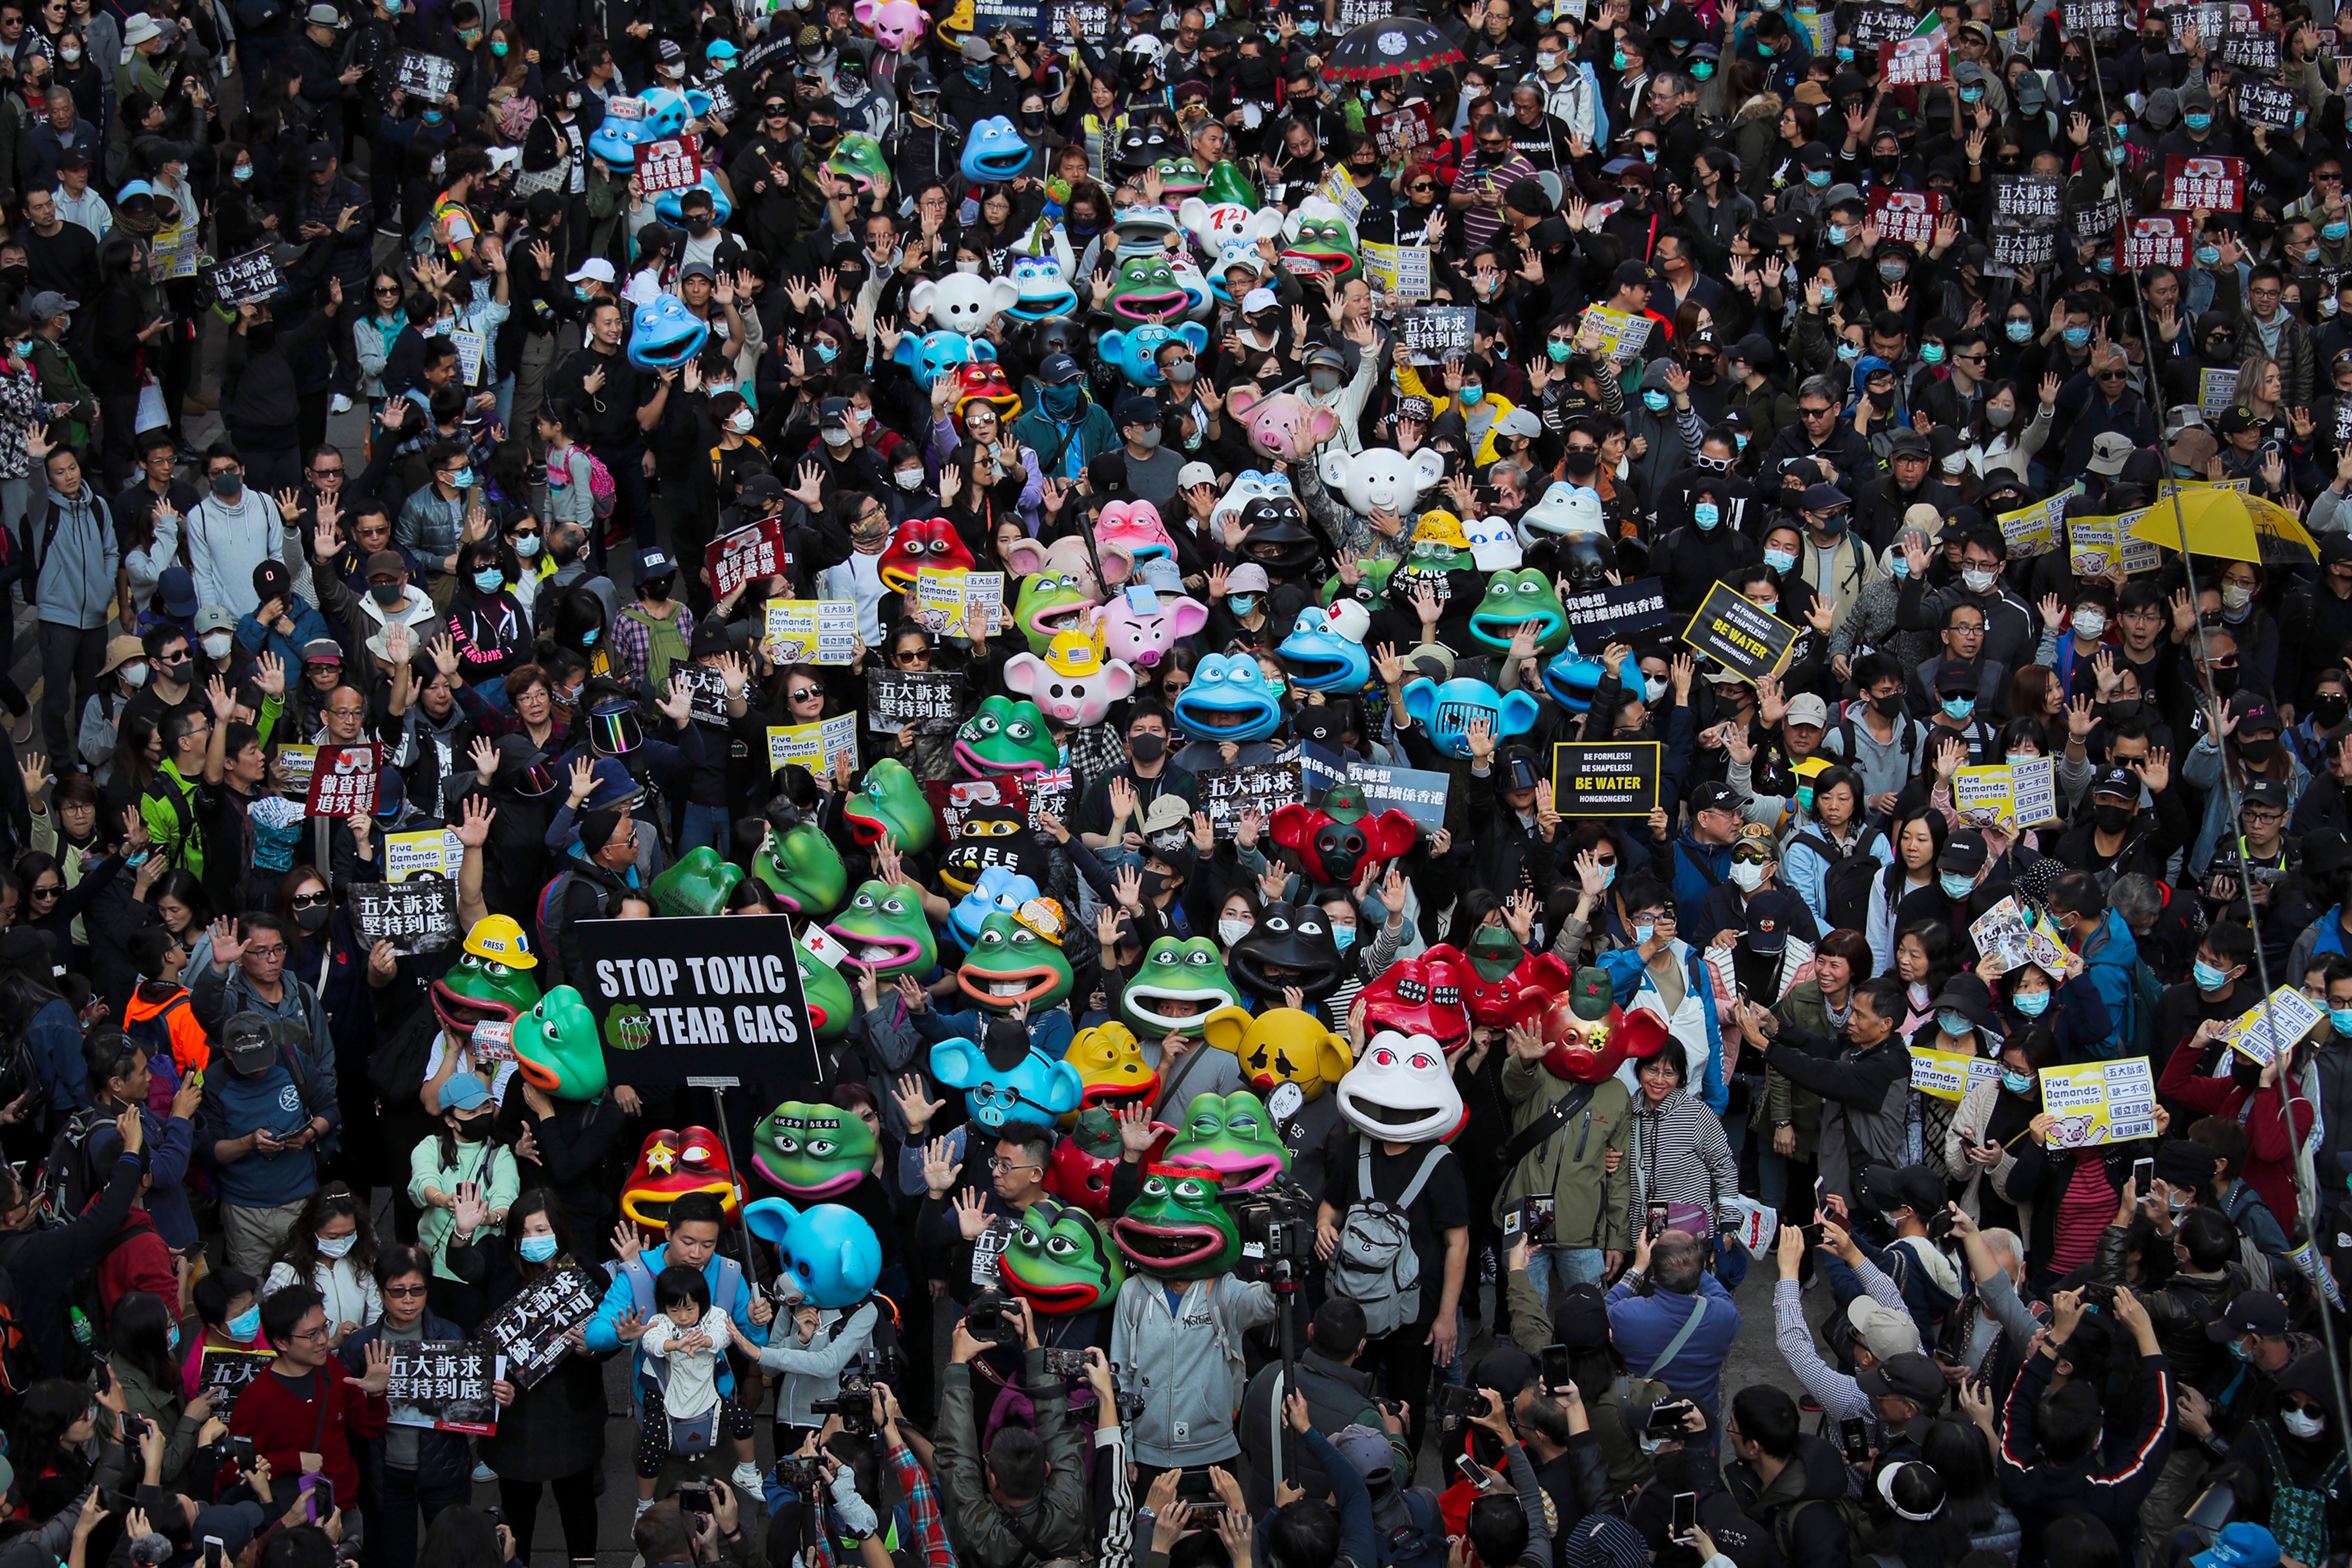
top-left (1994, 175), bottom-right (2063, 229)
top-left (675, 661), bottom-right (731, 726)
top-left (204, 247), bottom-right (281, 307)
top-left (969, 0), bottom-right (1044, 31)
top-left (198, 1346), bottom-right (275, 1404)
top-left (2073, 195), bottom-right (2123, 254)
top-left (1550, 742), bottom-right (1662, 817)
top-left (478, 1267), bottom-right (603, 1389)
top-left (1345, 761), bottom-right (1450, 828)
top-left (1047, 0), bottom-right (1109, 39)
top-left (572, 915), bottom-right (819, 1088)
top-left (2239, 81), bottom-right (2301, 129)
top-left (1197, 761), bottom-right (1305, 838)
top-left (867, 670), bottom-right (967, 735)
top-left (1989, 224), bottom-right (2058, 270)
top-left (1682, 581), bottom-right (1800, 684)
top-left (2061, 0), bottom-right (2125, 29)
top-left (1851, 3), bottom-right (1914, 44)
top-left (385, 1340), bottom-right (500, 1435)
top-left (2221, 27), bottom-right (2279, 67)
top-left (1402, 307), bottom-right (1475, 361)
top-left (1027, 766), bottom-right (1075, 831)
top-left (396, 50), bottom-right (457, 99)
top-left (349, 880), bottom-right (457, 955)
top-left (735, 32), bottom-right (793, 85)
top-left (1562, 577), bottom-right (1670, 654)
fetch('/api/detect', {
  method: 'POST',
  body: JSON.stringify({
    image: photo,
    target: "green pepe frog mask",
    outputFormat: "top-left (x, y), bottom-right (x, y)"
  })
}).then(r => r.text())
top-left (825, 880), bottom-right (939, 977)
top-left (798, 943), bottom-right (854, 1041)
top-left (750, 1100), bottom-right (876, 1201)
top-left (1014, 572), bottom-right (1094, 655)
top-left (1000, 1195), bottom-right (1126, 1314)
top-left (1111, 1163), bottom-right (1241, 1278)
top-left (1166, 1091), bottom-right (1290, 1192)
top-left (952, 695), bottom-right (1060, 778)
top-left (513, 986), bottom-right (608, 1101)
top-left (1121, 936), bottom-right (1245, 1037)
top-left (1467, 568), bottom-right (1571, 654)
top-left (956, 907), bottom-right (1074, 1012)
top-left (649, 845), bottom-right (744, 917)
top-left (753, 819), bottom-right (849, 915)
top-left (842, 758), bottom-right (938, 853)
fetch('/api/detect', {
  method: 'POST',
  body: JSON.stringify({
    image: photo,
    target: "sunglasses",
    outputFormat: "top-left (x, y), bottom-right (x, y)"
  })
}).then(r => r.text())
top-left (291, 891), bottom-right (332, 908)
top-left (790, 687), bottom-right (823, 702)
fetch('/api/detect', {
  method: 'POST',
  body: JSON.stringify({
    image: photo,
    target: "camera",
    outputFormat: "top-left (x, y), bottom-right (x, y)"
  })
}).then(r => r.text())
top-left (773, 1457), bottom-right (820, 1494)
top-left (1107, 1363), bottom-right (1148, 1424)
top-left (964, 1287), bottom-right (1022, 1345)
top-left (1040, 1347), bottom-right (1090, 1382)
top-left (677, 1483), bottom-right (714, 1517)
top-left (1232, 1181), bottom-right (1318, 1283)
top-left (808, 1348), bottom-right (897, 1437)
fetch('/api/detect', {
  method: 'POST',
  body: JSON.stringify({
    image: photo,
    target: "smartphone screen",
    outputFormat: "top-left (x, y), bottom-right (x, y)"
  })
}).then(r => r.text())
top-left (204, 1538), bottom-right (226, 1568)
top-left (1671, 1492), bottom-right (1697, 1536)
top-left (1840, 1417), bottom-right (1871, 1463)
top-left (2133, 1157), bottom-right (2154, 1197)
top-left (1456, 1454), bottom-right (1496, 1490)
top-left (1648, 1399), bottom-right (1693, 1436)
top-left (1524, 1196), bottom-right (1555, 1244)
top-left (1540, 1344), bottom-right (1574, 1391)
top-left (1646, 1201), bottom-right (1670, 1240)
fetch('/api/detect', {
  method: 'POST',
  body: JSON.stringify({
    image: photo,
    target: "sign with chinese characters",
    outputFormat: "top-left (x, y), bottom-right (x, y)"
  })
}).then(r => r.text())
top-left (1681, 582), bottom-right (1799, 685)
top-left (765, 713), bottom-right (860, 777)
top-left (707, 517), bottom-right (786, 598)
top-left (1576, 304), bottom-right (1652, 362)
top-left (1996, 494), bottom-right (2066, 559)
top-left (1878, 34), bottom-right (1950, 83)
top-left (1549, 742), bottom-right (1662, 817)
top-left (1563, 577), bottom-right (1671, 654)
top-left (636, 137), bottom-right (702, 194)
top-left (305, 744), bottom-right (381, 819)
top-left (2221, 984), bottom-right (2328, 1065)
top-left (349, 880), bottom-right (458, 956)
top-left (396, 50), bottom-right (457, 100)
top-left (1046, 0), bottom-right (1109, 41)
top-left (1851, 3), bottom-right (1915, 45)
top-left (2038, 1057), bottom-right (2158, 1147)
top-left (1196, 761), bottom-right (1304, 838)
top-left (1368, 102), bottom-right (1438, 157)
top-left (204, 246), bottom-right (282, 307)
top-left (2163, 155), bottom-right (2247, 212)
top-left (1909, 1046), bottom-right (2005, 1103)
top-left (867, 669), bottom-right (966, 735)
top-left (762, 599), bottom-right (859, 664)
top-left (2073, 195), bottom-right (2123, 255)
top-left (673, 661), bottom-right (731, 726)
top-left (571, 913), bottom-right (820, 1085)
top-left (2221, 24), bottom-right (2280, 67)
top-left (198, 1345), bottom-right (276, 1404)
top-left (915, 570), bottom-right (1004, 640)
top-left (152, 214), bottom-right (201, 280)
top-left (1994, 175), bottom-right (2063, 229)
top-left (477, 1267), bottom-right (603, 1390)
top-left (1402, 306), bottom-right (1477, 363)
top-left (1869, 187), bottom-right (1948, 247)
top-left (1952, 755), bottom-right (2059, 829)
top-left (450, 327), bottom-right (485, 387)
top-left (385, 1341), bottom-right (502, 1434)
top-left (1346, 761), bottom-right (1449, 828)
top-left (1360, 242), bottom-right (1432, 302)
top-left (2199, 367), bottom-right (2241, 418)
top-left (2062, 0), bottom-right (2127, 29)
top-left (383, 828), bottom-right (462, 882)
top-left (2239, 80), bottom-right (2301, 129)
top-left (1025, 766), bottom-right (1074, 831)
top-left (1989, 225), bottom-right (2057, 270)
top-left (2120, 213), bottom-right (2193, 269)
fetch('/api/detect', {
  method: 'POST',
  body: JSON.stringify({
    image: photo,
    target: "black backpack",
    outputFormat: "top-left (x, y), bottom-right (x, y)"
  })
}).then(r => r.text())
top-left (1789, 830), bottom-right (1882, 935)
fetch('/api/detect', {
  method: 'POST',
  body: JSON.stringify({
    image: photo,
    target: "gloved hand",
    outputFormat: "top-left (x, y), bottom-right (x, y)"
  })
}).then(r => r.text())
top-left (828, 1463), bottom-right (878, 1538)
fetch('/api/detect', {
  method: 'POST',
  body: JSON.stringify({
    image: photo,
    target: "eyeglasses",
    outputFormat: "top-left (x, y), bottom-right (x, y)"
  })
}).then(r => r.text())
top-left (790, 687), bottom-right (823, 702)
top-left (292, 891), bottom-right (331, 908)
top-left (987, 1157), bottom-right (1040, 1174)
top-left (383, 1283), bottom-right (428, 1298)
top-left (1949, 621), bottom-right (1987, 635)
top-left (2096, 369), bottom-right (2129, 383)
top-left (246, 944), bottom-right (287, 960)
top-left (374, 285), bottom-right (402, 297)
top-left (327, 704), bottom-right (365, 718)
top-left (289, 1322), bottom-right (332, 1343)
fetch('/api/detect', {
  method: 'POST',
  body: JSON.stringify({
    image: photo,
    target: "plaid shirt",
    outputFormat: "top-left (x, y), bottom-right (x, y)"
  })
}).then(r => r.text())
top-left (809, 1445), bottom-right (955, 1568)
top-left (609, 601), bottom-right (697, 691)
top-left (1067, 719), bottom-right (1127, 800)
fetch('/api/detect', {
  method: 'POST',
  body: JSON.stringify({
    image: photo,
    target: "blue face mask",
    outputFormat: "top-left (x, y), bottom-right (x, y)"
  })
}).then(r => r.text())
top-left (2192, 958), bottom-right (2231, 992)
top-left (1764, 547), bottom-right (1796, 572)
top-left (1805, 168), bottom-right (1830, 187)
top-left (812, 341), bottom-right (839, 364)
top-left (1228, 594), bottom-right (1256, 615)
top-left (1938, 871), bottom-right (1974, 899)
top-left (1759, 40), bottom-right (1777, 56)
top-left (1795, 785), bottom-right (1815, 812)
top-left (1332, 923), bottom-right (1357, 950)
top-left (1642, 389), bottom-right (1670, 412)
top-left (1836, 45), bottom-right (1853, 61)
top-left (2330, 1007), bottom-right (2352, 1037)
top-left (1735, 432), bottom-right (1749, 451)
top-left (228, 1305), bottom-right (262, 1341)
top-left (2013, 987), bottom-right (2053, 1018)
top-left (582, 627), bottom-right (600, 646)
top-left (1548, 340), bottom-right (1573, 363)
top-left (1922, 343), bottom-right (1946, 365)
top-left (1942, 695), bottom-right (1975, 720)
top-left (1938, 1009), bottom-right (1974, 1036)
top-left (2329, 222), bottom-right (2352, 243)
top-left (2001, 1070), bottom-right (2034, 1094)
top-left (1694, 502), bottom-right (1720, 529)
top-left (2006, 319), bottom-right (2034, 343)
top-left (1826, 223), bottom-right (1848, 245)
top-left (2096, 255), bottom-right (2118, 274)
top-left (1632, 920), bottom-right (1656, 946)
top-left (519, 1234), bottom-right (560, 1263)
top-left (2196, 245), bottom-right (2222, 267)
top-left (1837, 341), bottom-right (1861, 362)
top-left (1820, 284), bottom-right (1837, 303)
top-left (1612, 49), bottom-right (1628, 69)
top-left (1890, 554), bottom-right (1908, 579)
top-left (2063, 325), bottom-right (2092, 349)
top-left (422, 110), bottom-right (443, 125)
top-left (1960, 87), bottom-right (1983, 103)
top-left (450, 468), bottom-right (474, 490)
top-left (1460, 383), bottom-right (1485, 404)
top-left (2184, 112), bottom-right (2212, 131)
top-left (166, 1323), bottom-right (180, 1352)
top-left (473, 568), bottom-right (504, 593)
top-left (575, 286), bottom-right (595, 302)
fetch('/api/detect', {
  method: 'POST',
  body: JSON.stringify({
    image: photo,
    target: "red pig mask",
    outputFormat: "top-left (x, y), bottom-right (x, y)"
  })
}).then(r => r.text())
top-left (1359, 944), bottom-right (1472, 1055)
top-left (1511, 968), bottom-right (1671, 1084)
top-left (880, 517), bottom-right (977, 592)
top-left (1466, 950), bottom-right (1575, 1026)
top-left (1270, 796), bottom-right (1419, 884)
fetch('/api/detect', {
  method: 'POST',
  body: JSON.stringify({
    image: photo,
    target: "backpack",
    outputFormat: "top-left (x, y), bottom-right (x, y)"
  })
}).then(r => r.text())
top-left (31, 1105), bottom-right (113, 1230)
top-left (551, 445), bottom-right (617, 519)
top-left (1789, 830), bottom-right (1881, 935)
top-left (1768, 1493), bottom-right (1872, 1568)
top-left (619, 603), bottom-right (692, 690)
top-left (1372, 1486), bottom-right (1449, 1568)
top-left (2252, 1422), bottom-right (2349, 1568)
top-left (1330, 1139), bottom-right (1447, 1338)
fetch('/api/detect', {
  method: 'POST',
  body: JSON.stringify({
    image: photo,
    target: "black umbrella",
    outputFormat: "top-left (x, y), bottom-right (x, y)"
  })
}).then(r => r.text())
top-left (1321, 17), bottom-right (1465, 82)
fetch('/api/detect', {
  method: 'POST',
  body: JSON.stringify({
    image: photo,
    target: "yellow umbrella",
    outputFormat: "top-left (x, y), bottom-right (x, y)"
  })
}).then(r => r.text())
top-left (2127, 482), bottom-right (2319, 565)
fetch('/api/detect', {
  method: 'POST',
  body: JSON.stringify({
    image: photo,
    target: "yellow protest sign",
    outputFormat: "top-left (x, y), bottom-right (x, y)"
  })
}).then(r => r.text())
top-left (2037, 1057), bottom-right (2158, 1147)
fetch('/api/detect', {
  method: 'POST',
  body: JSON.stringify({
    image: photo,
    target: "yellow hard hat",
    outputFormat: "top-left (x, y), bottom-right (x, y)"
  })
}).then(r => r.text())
top-left (463, 914), bottom-right (537, 969)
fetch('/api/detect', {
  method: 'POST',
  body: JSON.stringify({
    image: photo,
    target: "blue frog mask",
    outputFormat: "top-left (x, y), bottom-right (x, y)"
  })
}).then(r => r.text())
top-left (1098, 321), bottom-right (1211, 388)
top-left (627, 293), bottom-right (709, 371)
top-left (1542, 650), bottom-right (1605, 714)
top-left (930, 1032), bottom-right (1085, 1131)
top-left (653, 171), bottom-right (735, 227)
top-left (960, 116), bottom-right (1037, 183)
top-left (1400, 675), bottom-right (1541, 758)
top-left (1278, 604), bottom-right (1373, 693)
top-left (743, 1198), bottom-right (882, 1308)
top-left (1172, 652), bottom-right (1285, 742)
top-left (893, 328), bottom-right (994, 389)
top-left (949, 866), bottom-right (1042, 951)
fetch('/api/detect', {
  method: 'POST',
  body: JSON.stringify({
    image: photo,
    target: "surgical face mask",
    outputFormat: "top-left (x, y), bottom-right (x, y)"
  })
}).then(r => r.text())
top-left (1940, 871), bottom-right (1976, 899)
top-left (823, 427), bottom-right (853, 448)
top-left (1612, 48), bottom-right (1627, 69)
top-left (2281, 1407), bottom-right (2327, 1441)
top-left (449, 467), bottom-right (474, 490)
top-left (1537, 49), bottom-right (1557, 67)
top-left (201, 632), bottom-right (232, 659)
top-left (1942, 696), bottom-right (1975, 721)
top-left (1879, 260), bottom-right (1909, 283)
top-left (519, 1233), bottom-right (559, 1263)
top-left (211, 471), bottom-right (242, 498)
top-left (2193, 958), bottom-right (2231, 992)
top-left (1922, 343), bottom-right (1946, 365)
top-left (2063, 325), bottom-right (2094, 348)
top-left (2221, 584), bottom-right (2253, 613)
top-left (1694, 502), bottom-right (1720, 530)
top-left (729, 408), bottom-right (756, 434)
top-left (2327, 222), bottom-right (2352, 243)
top-left (1217, 918), bottom-right (1252, 947)
top-left (1632, 920), bottom-right (1656, 946)
top-left (1692, 60), bottom-right (1714, 78)
top-left (1962, 567), bottom-right (1998, 594)
top-left (166, 1323), bottom-right (179, 1352)
top-left (1729, 860), bottom-right (1766, 892)
top-left (1938, 1009), bottom-right (1974, 1036)
top-left (1806, 168), bottom-right (1831, 188)
top-left (1460, 382), bottom-right (1484, 404)
top-left (2184, 112), bottom-right (2212, 131)
top-left (1229, 594), bottom-right (1258, 615)
top-left (1795, 785), bottom-right (1816, 813)
top-left (2195, 244), bottom-right (2222, 267)
top-left (316, 1232), bottom-right (357, 1259)
top-left (2006, 319), bottom-right (2034, 343)
top-left (232, 163), bottom-right (254, 183)
top-left (575, 286), bottom-right (594, 302)
top-left (472, 568), bottom-right (504, 594)
top-left (1764, 547), bottom-right (1796, 573)
top-left (2073, 609), bottom-right (2106, 640)
top-left (1819, 284), bottom-right (1837, 303)
top-left (1332, 922), bottom-right (1357, 951)
top-left (1837, 341), bottom-right (1861, 363)
top-left (811, 341), bottom-right (840, 364)
top-left (121, 662), bottom-right (148, 688)
top-left (2001, 1070), bottom-right (2034, 1094)
top-left (1547, 339), bottom-right (1573, 364)
top-left (227, 1306), bottom-right (262, 1341)
top-left (2331, 1006), bottom-right (2352, 1038)
top-left (894, 466), bottom-right (924, 491)
top-left (1890, 554), bottom-right (1909, 579)
top-left (2013, 987), bottom-right (2052, 1018)
top-left (1644, 675), bottom-right (1668, 702)
top-left (1642, 389), bottom-right (1670, 412)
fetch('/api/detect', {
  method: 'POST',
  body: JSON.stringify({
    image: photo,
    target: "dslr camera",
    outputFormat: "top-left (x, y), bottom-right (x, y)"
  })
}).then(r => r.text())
top-left (1232, 1181), bottom-right (1318, 1283)
top-left (964, 1286), bottom-right (1023, 1345)
top-left (807, 1347), bottom-right (902, 1438)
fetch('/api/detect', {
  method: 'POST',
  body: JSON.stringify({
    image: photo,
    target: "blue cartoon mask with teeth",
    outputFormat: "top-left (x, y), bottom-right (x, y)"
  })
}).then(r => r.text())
top-left (1278, 603), bottom-right (1372, 692)
top-left (628, 293), bottom-right (708, 370)
top-left (949, 866), bottom-right (1042, 951)
top-left (1401, 675), bottom-right (1541, 757)
top-left (1172, 652), bottom-right (1283, 742)
top-left (960, 116), bottom-right (1036, 182)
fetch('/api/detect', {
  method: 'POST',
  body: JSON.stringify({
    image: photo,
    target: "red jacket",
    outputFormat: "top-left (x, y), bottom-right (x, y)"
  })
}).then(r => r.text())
top-left (95, 1208), bottom-right (177, 1323)
top-left (226, 1359), bottom-right (388, 1504)
top-left (2157, 1038), bottom-right (2316, 1228)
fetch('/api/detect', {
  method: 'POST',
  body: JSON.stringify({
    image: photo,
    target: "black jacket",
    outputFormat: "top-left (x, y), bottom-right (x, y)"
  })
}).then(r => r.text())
top-left (341, 1310), bottom-right (475, 1492)
top-left (0, 1150), bottom-right (142, 1377)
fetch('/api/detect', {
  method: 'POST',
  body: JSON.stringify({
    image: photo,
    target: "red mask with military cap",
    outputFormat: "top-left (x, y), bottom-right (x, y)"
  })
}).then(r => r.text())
top-left (620, 1125), bottom-right (744, 1235)
top-left (1512, 965), bottom-right (1670, 1083)
top-left (879, 517), bottom-right (977, 592)
top-left (1358, 944), bottom-right (1472, 1055)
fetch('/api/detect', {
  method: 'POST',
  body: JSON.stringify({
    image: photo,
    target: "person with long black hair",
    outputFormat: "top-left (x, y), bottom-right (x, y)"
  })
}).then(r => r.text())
top-left (104, 1290), bottom-right (216, 1489)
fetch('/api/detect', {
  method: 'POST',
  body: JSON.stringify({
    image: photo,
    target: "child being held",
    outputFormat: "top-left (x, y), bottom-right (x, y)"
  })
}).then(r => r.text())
top-left (636, 1264), bottom-right (736, 1482)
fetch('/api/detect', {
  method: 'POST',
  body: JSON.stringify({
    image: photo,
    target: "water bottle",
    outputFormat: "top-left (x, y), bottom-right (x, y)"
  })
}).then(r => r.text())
top-left (68, 1306), bottom-right (92, 1350)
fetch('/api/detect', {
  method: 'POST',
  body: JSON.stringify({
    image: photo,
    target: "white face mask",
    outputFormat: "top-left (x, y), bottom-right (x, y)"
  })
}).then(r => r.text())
top-left (316, 1232), bottom-right (357, 1259)
top-left (1729, 860), bottom-right (1766, 892)
top-left (894, 467), bottom-right (924, 490)
top-left (2072, 609), bottom-right (2106, 640)
top-left (728, 408), bottom-right (755, 433)
top-left (201, 632), bottom-right (233, 658)
top-left (1962, 567), bottom-right (1998, 593)
top-left (2222, 584), bottom-right (2254, 612)
top-left (2281, 1406), bottom-right (2327, 1440)
top-left (1217, 917), bottom-right (1252, 947)
top-left (121, 662), bottom-right (148, 688)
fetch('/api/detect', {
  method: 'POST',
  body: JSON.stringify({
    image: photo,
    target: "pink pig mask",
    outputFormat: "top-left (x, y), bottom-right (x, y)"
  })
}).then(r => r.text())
top-left (1225, 387), bottom-right (1342, 463)
top-left (1003, 648), bottom-right (1139, 727)
top-left (1094, 500), bottom-right (1177, 564)
top-left (852, 0), bottom-right (927, 48)
top-left (1099, 594), bottom-right (1210, 667)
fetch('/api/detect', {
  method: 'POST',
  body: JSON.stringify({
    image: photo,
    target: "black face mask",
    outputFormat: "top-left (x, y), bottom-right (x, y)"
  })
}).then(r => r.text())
top-left (2092, 803), bottom-right (2134, 833)
top-left (2317, 693), bottom-right (2350, 728)
top-left (684, 214), bottom-right (712, 234)
top-left (2238, 735), bottom-right (2279, 763)
top-left (2208, 666), bottom-right (2240, 697)
top-left (1129, 733), bottom-right (1167, 762)
top-left (642, 575), bottom-right (673, 601)
top-left (294, 903), bottom-right (332, 932)
top-left (1871, 692), bottom-right (1905, 718)
top-left (2103, 697), bottom-right (2141, 721)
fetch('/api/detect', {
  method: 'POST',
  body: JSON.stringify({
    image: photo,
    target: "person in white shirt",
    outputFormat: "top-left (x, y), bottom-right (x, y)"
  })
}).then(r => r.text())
top-left (53, 156), bottom-right (110, 241)
top-left (817, 492), bottom-right (891, 646)
top-left (636, 1266), bottom-right (734, 1484)
top-left (263, 1183), bottom-right (385, 1347)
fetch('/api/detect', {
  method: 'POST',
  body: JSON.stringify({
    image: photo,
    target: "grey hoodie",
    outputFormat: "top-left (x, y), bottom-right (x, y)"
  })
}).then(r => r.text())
top-left (1111, 1271), bottom-right (1278, 1468)
top-left (27, 482), bottom-right (118, 628)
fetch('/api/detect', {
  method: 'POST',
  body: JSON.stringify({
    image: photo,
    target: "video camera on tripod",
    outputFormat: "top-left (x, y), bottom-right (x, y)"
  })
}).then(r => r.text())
top-left (1232, 1181), bottom-right (1318, 1285)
